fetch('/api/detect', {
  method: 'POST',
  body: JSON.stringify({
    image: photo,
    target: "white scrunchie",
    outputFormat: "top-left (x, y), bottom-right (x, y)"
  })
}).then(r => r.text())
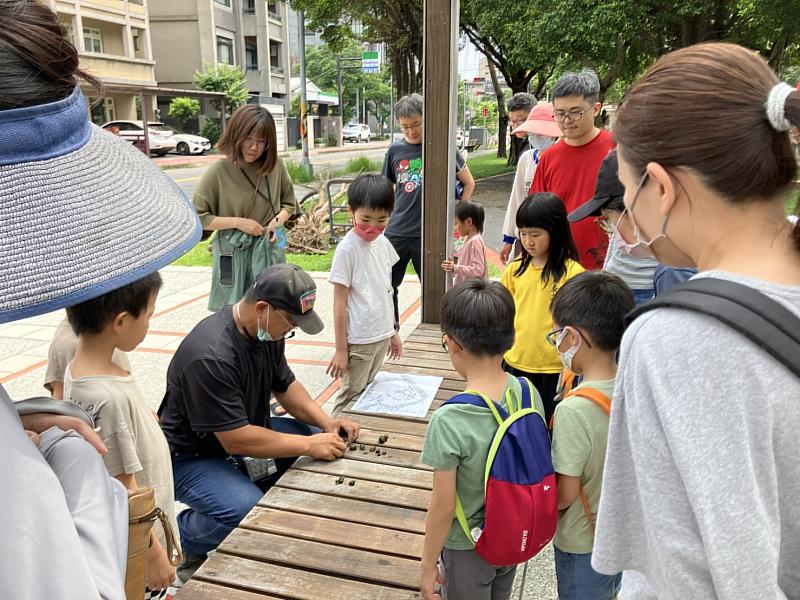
top-left (765, 82), bottom-right (795, 132)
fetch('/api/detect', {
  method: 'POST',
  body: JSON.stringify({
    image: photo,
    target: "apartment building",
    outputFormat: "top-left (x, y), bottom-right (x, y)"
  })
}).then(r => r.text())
top-left (44, 0), bottom-right (157, 124)
top-left (149, 0), bottom-right (291, 149)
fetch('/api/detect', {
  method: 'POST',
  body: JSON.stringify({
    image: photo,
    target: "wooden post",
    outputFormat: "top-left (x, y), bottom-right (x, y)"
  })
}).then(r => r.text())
top-left (421, 0), bottom-right (459, 323)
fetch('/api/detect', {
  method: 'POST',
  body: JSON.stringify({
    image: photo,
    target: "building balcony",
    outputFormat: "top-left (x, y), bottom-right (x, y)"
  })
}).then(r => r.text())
top-left (79, 53), bottom-right (156, 86)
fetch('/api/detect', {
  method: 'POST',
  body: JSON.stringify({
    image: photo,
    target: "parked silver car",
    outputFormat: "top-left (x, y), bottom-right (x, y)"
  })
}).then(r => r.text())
top-left (343, 123), bottom-right (371, 143)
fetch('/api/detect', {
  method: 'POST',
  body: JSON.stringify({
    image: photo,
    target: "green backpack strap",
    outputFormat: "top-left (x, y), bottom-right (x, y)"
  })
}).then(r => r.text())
top-left (454, 495), bottom-right (476, 547)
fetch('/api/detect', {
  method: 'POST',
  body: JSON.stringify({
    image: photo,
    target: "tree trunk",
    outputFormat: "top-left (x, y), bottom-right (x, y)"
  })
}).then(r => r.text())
top-left (486, 58), bottom-right (507, 159)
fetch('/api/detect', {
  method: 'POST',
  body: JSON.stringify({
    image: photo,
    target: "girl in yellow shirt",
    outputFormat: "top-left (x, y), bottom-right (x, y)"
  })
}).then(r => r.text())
top-left (501, 193), bottom-right (585, 422)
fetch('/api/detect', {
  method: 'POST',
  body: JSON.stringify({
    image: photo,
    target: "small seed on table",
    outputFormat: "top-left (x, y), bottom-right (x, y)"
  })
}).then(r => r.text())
top-left (335, 477), bottom-right (344, 485)
top-left (378, 435), bottom-right (388, 444)
top-left (348, 480), bottom-right (356, 486)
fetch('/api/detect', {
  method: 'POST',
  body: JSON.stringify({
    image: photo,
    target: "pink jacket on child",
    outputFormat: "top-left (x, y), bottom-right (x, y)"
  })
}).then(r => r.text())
top-left (453, 234), bottom-right (488, 285)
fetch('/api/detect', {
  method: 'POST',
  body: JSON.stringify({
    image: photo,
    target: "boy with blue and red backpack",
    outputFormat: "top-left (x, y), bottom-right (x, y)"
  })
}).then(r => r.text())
top-left (548, 271), bottom-right (633, 599)
top-left (420, 279), bottom-right (557, 600)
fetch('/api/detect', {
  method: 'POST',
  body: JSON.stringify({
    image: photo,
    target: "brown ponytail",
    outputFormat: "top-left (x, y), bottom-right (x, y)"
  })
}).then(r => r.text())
top-left (614, 43), bottom-right (797, 213)
top-left (0, 0), bottom-right (102, 110)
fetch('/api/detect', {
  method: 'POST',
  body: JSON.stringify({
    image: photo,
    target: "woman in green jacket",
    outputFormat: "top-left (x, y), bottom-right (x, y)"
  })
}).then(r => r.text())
top-left (195, 104), bottom-right (299, 311)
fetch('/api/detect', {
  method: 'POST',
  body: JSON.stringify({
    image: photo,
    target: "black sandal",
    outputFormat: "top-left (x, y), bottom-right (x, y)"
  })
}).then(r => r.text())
top-left (269, 398), bottom-right (287, 417)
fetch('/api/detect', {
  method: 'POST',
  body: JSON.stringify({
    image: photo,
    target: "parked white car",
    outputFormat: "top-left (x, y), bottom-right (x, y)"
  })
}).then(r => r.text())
top-left (101, 120), bottom-right (177, 156)
top-left (343, 123), bottom-right (371, 143)
top-left (172, 131), bottom-right (212, 155)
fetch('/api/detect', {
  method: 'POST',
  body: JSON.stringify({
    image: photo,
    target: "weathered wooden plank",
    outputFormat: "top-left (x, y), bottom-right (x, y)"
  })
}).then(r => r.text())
top-left (394, 355), bottom-right (454, 369)
top-left (345, 414), bottom-right (430, 436)
top-left (195, 553), bottom-right (422, 600)
top-left (384, 363), bottom-right (463, 380)
top-left (241, 507), bottom-right (425, 559)
top-left (399, 348), bottom-right (453, 362)
top-left (217, 528), bottom-right (420, 589)
top-left (293, 456), bottom-right (433, 489)
top-left (415, 323), bottom-right (441, 332)
top-left (276, 469), bottom-right (432, 510)
top-left (175, 579), bottom-right (282, 599)
top-left (341, 444), bottom-right (430, 470)
top-left (356, 428), bottom-right (425, 452)
top-left (258, 487), bottom-right (427, 533)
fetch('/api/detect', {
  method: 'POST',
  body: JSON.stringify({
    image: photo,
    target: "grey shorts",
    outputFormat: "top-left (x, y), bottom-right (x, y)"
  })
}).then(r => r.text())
top-left (440, 548), bottom-right (517, 600)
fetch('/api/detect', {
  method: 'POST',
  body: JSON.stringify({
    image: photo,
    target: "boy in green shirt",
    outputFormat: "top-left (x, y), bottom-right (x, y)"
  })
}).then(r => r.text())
top-left (420, 279), bottom-right (544, 600)
top-left (548, 271), bottom-right (634, 599)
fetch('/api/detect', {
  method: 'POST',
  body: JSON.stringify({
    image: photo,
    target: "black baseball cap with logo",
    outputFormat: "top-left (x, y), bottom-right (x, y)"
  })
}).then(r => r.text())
top-left (568, 150), bottom-right (626, 222)
top-left (253, 264), bottom-right (324, 335)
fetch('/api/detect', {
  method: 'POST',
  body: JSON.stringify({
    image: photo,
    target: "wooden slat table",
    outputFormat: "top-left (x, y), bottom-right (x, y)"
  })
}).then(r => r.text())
top-left (176, 323), bottom-right (460, 599)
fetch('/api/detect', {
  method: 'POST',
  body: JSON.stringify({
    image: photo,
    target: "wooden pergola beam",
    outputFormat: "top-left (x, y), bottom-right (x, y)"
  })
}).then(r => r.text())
top-left (421, 0), bottom-right (459, 324)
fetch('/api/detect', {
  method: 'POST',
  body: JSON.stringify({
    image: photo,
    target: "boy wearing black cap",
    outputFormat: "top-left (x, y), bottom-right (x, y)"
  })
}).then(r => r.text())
top-left (567, 150), bottom-right (658, 304)
top-left (159, 263), bottom-right (360, 577)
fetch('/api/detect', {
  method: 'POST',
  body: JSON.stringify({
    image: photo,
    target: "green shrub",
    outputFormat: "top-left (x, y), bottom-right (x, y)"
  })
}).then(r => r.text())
top-left (200, 118), bottom-right (222, 147)
top-left (346, 154), bottom-right (380, 173)
top-left (168, 97), bottom-right (200, 130)
top-left (286, 160), bottom-right (313, 184)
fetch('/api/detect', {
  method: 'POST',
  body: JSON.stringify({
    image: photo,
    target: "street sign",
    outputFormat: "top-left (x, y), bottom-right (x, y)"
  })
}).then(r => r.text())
top-left (362, 51), bottom-right (380, 74)
top-left (482, 107), bottom-right (489, 118)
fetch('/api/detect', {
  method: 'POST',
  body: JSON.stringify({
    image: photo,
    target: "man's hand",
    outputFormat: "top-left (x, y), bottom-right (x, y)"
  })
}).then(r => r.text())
top-left (324, 416), bottom-right (360, 444)
top-left (306, 432), bottom-right (347, 460)
top-left (326, 349), bottom-right (349, 379)
top-left (420, 562), bottom-right (445, 600)
top-left (499, 242), bottom-right (513, 265)
top-left (147, 543), bottom-right (176, 591)
top-left (237, 218), bottom-right (265, 237)
top-left (387, 334), bottom-right (403, 360)
top-left (19, 413), bottom-right (107, 454)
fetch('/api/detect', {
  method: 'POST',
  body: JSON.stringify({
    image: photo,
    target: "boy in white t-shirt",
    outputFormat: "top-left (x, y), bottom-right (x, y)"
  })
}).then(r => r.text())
top-left (327, 174), bottom-right (403, 415)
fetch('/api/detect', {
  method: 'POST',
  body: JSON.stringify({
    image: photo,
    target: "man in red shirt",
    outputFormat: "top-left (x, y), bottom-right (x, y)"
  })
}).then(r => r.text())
top-left (530, 69), bottom-right (614, 269)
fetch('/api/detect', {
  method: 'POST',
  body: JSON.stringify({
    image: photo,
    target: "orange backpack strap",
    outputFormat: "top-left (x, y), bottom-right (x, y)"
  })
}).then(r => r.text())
top-left (558, 386), bottom-right (611, 537)
top-left (564, 387), bottom-right (611, 416)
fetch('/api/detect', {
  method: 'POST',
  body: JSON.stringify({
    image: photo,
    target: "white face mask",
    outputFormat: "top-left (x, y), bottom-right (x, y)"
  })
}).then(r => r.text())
top-left (556, 328), bottom-right (581, 372)
top-left (528, 134), bottom-right (556, 152)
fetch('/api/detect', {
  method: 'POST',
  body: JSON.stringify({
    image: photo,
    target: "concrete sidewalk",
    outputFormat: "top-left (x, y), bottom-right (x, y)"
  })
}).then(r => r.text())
top-left (0, 264), bottom-right (556, 599)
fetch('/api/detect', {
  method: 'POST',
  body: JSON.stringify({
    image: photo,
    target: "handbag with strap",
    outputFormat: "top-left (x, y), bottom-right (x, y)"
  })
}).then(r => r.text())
top-left (126, 487), bottom-right (182, 600)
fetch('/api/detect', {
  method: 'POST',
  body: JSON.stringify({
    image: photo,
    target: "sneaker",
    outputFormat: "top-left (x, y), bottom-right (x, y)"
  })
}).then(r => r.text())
top-left (175, 553), bottom-right (206, 587)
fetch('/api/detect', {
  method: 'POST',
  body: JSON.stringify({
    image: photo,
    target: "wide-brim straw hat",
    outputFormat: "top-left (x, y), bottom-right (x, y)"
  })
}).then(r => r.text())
top-left (0, 87), bottom-right (201, 323)
top-left (511, 102), bottom-right (562, 138)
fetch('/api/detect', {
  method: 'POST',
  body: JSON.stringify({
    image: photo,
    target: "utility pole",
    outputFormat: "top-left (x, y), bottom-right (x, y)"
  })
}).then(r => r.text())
top-left (356, 87), bottom-right (360, 123)
top-left (389, 72), bottom-right (394, 142)
top-left (336, 55), bottom-right (343, 143)
top-left (297, 10), bottom-right (312, 177)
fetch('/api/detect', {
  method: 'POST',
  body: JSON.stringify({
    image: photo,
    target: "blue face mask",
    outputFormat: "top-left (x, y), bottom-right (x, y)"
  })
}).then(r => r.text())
top-left (528, 134), bottom-right (555, 152)
top-left (256, 307), bottom-right (275, 342)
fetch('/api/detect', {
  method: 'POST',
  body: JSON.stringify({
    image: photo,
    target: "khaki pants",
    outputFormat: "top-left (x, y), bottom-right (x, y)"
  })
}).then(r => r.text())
top-left (331, 337), bottom-right (391, 416)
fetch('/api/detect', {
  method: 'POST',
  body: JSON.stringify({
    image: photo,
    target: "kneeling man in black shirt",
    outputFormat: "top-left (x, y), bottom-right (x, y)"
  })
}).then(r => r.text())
top-left (159, 264), bottom-right (359, 574)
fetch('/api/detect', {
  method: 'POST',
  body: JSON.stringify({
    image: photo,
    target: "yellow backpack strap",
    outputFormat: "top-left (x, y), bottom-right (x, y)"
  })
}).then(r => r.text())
top-left (454, 495), bottom-right (476, 547)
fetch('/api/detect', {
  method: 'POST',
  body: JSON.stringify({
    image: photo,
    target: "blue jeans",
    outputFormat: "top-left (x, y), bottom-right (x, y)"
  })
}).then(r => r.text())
top-left (632, 288), bottom-right (654, 306)
top-left (554, 547), bottom-right (621, 600)
top-left (172, 417), bottom-right (316, 558)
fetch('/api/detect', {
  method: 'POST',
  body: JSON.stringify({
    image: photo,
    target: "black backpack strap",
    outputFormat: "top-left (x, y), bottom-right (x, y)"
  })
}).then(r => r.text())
top-left (627, 278), bottom-right (800, 379)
